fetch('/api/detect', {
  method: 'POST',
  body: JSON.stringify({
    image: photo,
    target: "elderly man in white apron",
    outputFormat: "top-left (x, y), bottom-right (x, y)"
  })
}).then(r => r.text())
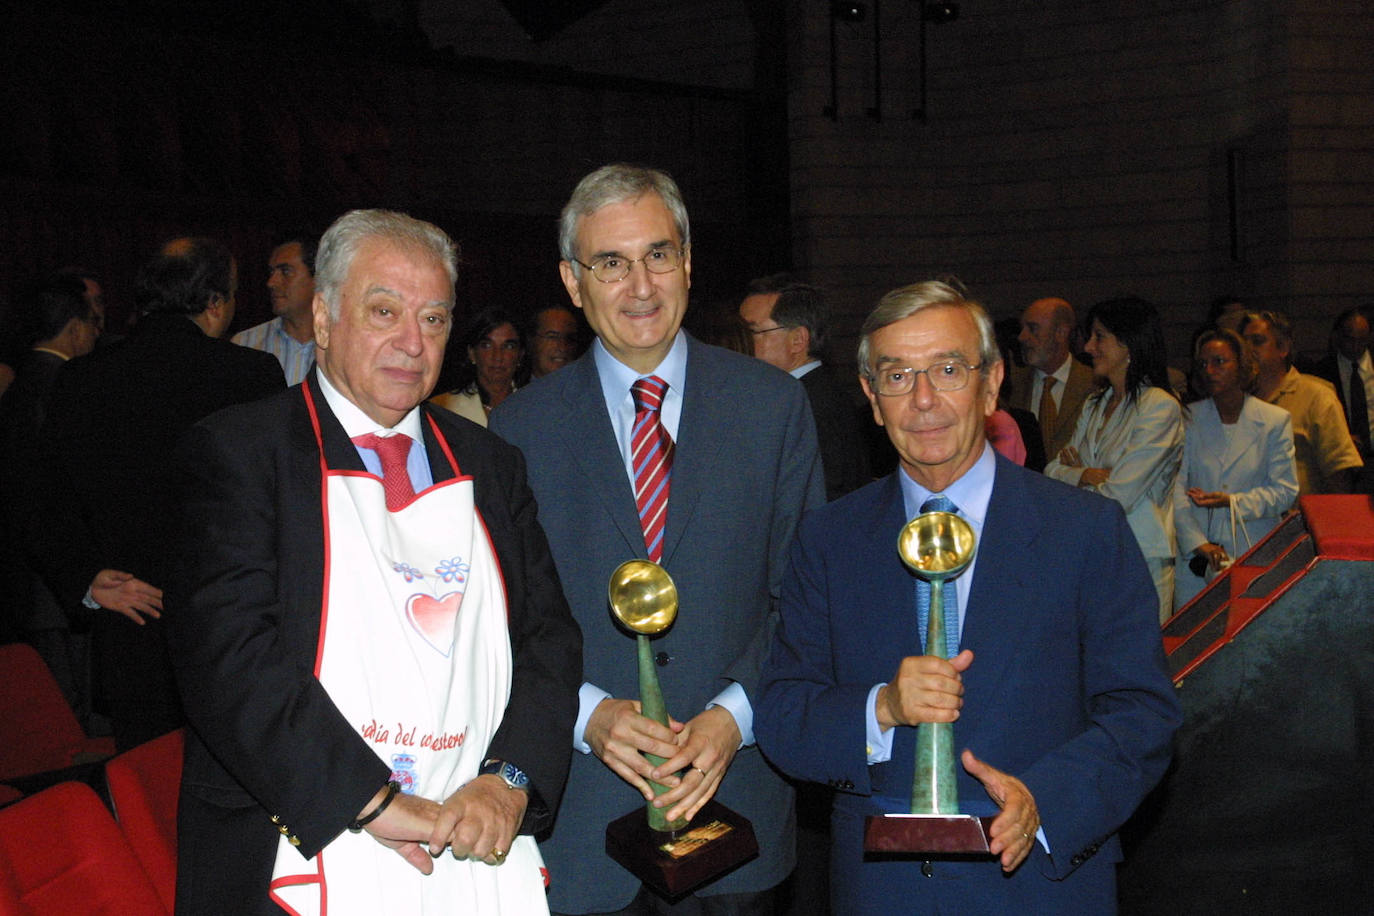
top-left (168, 210), bottom-right (582, 916)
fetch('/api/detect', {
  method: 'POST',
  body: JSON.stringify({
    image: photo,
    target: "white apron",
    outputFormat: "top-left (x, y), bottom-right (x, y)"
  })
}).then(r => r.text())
top-left (269, 390), bottom-right (547, 915)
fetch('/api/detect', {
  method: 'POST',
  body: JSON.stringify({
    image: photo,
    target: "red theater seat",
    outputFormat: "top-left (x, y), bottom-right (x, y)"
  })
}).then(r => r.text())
top-left (0, 781), bottom-right (165, 914)
top-left (0, 643), bottom-right (114, 781)
top-left (105, 730), bottom-right (184, 913)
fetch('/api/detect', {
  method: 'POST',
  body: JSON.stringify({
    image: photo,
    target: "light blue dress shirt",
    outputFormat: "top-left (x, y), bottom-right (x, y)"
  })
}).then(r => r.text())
top-left (317, 370), bottom-right (433, 489)
top-left (864, 443), bottom-right (994, 763)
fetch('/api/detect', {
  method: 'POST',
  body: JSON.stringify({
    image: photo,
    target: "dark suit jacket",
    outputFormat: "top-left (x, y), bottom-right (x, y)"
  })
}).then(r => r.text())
top-left (491, 336), bottom-right (825, 913)
top-left (166, 373), bottom-right (581, 915)
top-left (756, 456), bottom-right (1181, 914)
top-left (1309, 352), bottom-right (1370, 445)
top-left (25, 313), bottom-right (286, 749)
top-left (1009, 357), bottom-right (1096, 463)
top-left (800, 363), bottom-right (871, 500)
top-left (0, 349), bottom-right (68, 642)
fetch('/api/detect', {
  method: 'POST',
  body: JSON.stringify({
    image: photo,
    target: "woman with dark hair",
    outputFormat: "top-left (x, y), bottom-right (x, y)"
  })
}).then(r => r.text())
top-left (431, 307), bottom-right (524, 426)
top-left (1046, 297), bottom-right (1185, 621)
top-left (1172, 328), bottom-right (1297, 609)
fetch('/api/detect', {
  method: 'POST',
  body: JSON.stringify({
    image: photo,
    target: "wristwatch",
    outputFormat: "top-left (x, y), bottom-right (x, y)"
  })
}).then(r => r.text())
top-left (480, 758), bottom-right (530, 792)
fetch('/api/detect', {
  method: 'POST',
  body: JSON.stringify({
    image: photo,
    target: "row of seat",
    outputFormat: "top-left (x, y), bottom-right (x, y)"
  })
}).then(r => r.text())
top-left (0, 644), bottom-right (182, 914)
top-left (0, 644), bottom-right (115, 784)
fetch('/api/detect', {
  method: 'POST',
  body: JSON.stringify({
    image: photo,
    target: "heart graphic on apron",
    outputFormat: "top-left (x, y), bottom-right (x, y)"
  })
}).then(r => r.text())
top-left (405, 591), bottom-right (463, 655)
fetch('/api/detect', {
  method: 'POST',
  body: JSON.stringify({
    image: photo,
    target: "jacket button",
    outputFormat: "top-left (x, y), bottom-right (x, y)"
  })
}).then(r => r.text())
top-left (655, 651), bottom-right (672, 667)
top-left (289, 835), bottom-right (301, 847)
top-left (843, 780), bottom-right (854, 790)
top-left (921, 861), bottom-right (933, 877)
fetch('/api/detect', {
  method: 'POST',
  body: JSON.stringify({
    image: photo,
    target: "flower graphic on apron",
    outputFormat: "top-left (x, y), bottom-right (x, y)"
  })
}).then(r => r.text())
top-left (393, 556), bottom-right (470, 656)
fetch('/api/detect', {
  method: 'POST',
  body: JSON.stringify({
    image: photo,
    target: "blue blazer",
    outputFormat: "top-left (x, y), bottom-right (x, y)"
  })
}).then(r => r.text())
top-left (491, 335), bottom-right (825, 913)
top-left (756, 456), bottom-right (1181, 915)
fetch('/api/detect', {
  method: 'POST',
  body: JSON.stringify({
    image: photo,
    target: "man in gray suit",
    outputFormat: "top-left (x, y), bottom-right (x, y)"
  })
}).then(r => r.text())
top-left (491, 164), bottom-right (824, 914)
top-left (1010, 297), bottom-right (1094, 465)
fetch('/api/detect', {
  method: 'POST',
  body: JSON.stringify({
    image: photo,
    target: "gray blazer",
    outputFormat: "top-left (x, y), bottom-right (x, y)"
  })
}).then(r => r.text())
top-left (491, 334), bottom-right (824, 913)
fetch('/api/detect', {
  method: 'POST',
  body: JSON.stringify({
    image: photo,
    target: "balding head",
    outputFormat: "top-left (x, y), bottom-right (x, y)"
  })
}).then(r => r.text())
top-left (1018, 297), bottom-right (1075, 373)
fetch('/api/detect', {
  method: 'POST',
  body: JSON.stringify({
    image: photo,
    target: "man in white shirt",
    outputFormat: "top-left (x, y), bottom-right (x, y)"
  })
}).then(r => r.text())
top-left (1309, 306), bottom-right (1373, 492)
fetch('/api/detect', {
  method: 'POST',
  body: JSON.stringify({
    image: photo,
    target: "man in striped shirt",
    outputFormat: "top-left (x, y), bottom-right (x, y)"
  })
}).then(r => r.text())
top-left (233, 231), bottom-right (318, 385)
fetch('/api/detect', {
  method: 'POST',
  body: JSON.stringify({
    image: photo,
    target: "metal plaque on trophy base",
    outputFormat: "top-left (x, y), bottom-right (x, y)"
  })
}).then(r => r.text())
top-left (862, 511), bottom-right (995, 858)
top-left (603, 560), bottom-right (761, 895)
top-left (606, 798), bottom-right (759, 900)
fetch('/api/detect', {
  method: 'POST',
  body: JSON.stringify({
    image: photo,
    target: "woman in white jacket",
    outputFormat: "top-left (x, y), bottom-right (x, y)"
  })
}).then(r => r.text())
top-left (1046, 297), bottom-right (1184, 622)
top-left (1172, 328), bottom-right (1298, 609)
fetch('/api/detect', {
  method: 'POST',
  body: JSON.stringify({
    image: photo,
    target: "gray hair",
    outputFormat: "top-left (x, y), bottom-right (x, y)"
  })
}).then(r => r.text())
top-left (558, 164), bottom-right (690, 276)
top-left (857, 280), bottom-right (1001, 381)
top-left (315, 209), bottom-right (458, 320)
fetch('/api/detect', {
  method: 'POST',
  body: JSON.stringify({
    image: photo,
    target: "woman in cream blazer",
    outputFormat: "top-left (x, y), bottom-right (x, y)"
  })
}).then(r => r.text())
top-left (1173, 328), bottom-right (1297, 609)
top-left (1046, 298), bottom-right (1184, 622)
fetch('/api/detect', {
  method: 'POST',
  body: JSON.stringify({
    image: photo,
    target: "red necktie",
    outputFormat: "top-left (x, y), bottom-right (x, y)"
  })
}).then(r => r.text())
top-left (352, 432), bottom-right (417, 511)
top-left (631, 377), bottom-right (673, 562)
top-left (1037, 375), bottom-right (1058, 439)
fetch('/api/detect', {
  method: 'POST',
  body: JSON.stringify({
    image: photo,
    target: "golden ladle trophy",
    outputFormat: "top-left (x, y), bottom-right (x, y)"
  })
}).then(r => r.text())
top-left (863, 511), bottom-right (995, 855)
top-left (603, 560), bottom-right (759, 899)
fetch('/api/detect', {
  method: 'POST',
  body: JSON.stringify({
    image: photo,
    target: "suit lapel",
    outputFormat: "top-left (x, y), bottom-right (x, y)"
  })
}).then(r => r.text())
top-left (301, 372), bottom-right (366, 473)
top-left (870, 476), bottom-right (924, 664)
top-left (559, 355), bottom-right (649, 558)
top-left (1219, 397), bottom-right (1266, 475)
top-left (1057, 361), bottom-right (1096, 448)
top-left (661, 338), bottom-right (727, 565)
top-left (957, 459), bottom-right (1041, 749)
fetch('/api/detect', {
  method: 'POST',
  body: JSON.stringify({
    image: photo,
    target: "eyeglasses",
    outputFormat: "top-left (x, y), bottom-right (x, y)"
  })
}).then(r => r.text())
top-left (871, 360), bottom-right (983, 396)
top-left (571, 246), bottom-right (685, 283)
top-left (748, 325), bottom-right (789, 337)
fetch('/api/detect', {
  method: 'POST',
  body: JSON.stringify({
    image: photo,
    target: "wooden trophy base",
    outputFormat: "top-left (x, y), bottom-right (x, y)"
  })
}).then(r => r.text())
top-left (863, 813), bottom-right (995, 855)
top-left (605, 798), bottom-right (759, 900)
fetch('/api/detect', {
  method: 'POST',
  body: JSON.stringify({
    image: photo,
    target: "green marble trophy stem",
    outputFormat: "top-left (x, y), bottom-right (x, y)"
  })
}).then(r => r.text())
top-left (911, 579), bottom-right (959, 815)
top-left (638, 633), bottom-right (688, 832)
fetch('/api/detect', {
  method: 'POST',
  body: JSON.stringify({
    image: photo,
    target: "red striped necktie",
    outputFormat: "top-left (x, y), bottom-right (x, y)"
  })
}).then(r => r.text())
top-left (352, 432), bottom-right (417, 511)
top-left (631, 376), bottom-right (674, 562)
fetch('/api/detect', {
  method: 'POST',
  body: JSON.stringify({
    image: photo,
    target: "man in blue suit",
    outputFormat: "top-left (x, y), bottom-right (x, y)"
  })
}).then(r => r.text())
top-left (756, 281), bottom-right (1181, 914)
top-left (492, 164), bottom-right (824, 914)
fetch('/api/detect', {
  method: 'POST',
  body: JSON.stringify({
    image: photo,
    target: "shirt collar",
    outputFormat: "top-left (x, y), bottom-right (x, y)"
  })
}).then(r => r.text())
top-left (316, 369), bottom-right (424, 442)
top-left (1337, 351), bottom-right (1373, 374)
top-left (1042, 353), bottom-right (1074, 385)
top-left (898, 442), bottom-right (996, 527)
top-left (791, 359), bottom-right (822, 379)
top-left (271, 316), bottom-right (315, 349)
top-left (592, 330), bottom-right (688, 400)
